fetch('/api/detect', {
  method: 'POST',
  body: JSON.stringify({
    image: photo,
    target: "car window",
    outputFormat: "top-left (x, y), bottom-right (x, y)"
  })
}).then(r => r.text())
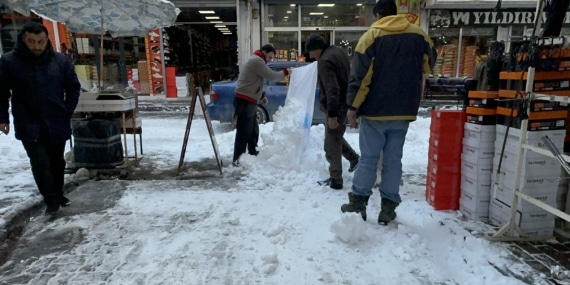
top-left (264, 67), bottom-right (290, 86)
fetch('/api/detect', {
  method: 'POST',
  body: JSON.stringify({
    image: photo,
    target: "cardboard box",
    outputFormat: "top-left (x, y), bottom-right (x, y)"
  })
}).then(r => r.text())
top-left (492, 143), bottom-right (562, 177)
top-left (460, 190), bottom-right (490, 211)
top-left (493, 184), bottom-right (557, 212)
top-left (462, 138), bottom-right (494, 161)
top-left (489, 198), bottom-right (555, 234)
top-left (137, 61), bottom-right (149, 81)
top-left (464, 122), bottom-right (496, 142)
top-left (461, 174), bottom-right (492, 195)
top-left (492, 167), bottom-right (559, 193)
top-left (460, 202), bottom-right (489, 222)
top-left (461, 153), bottom-right (493, 174)
top-left (139, 80), bottom-right (150, 94)
top-left (495, 124), bottom-right (565, 149)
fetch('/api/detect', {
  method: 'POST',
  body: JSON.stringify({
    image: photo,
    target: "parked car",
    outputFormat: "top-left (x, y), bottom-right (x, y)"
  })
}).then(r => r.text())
top-left (206, 61), bottom-right (325, 125)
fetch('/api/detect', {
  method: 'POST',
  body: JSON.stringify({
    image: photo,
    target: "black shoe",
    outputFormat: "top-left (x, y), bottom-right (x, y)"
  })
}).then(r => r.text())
top-left (249, 150), bottom-right (259, 156)
top-left (232, 160), bottom-right (240, 167)
top-left (349, 157), bottom-right (359, 173)
top-left (60, 196), bottom-right (71, 207)
top-left (318, 178), bottom-right (343, 190)
top-left (45, 204), bottom-right (60, 215)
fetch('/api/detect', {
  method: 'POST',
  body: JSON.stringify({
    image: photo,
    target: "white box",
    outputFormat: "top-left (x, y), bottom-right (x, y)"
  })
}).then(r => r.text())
top-left (460, 201), bottom-right (489, 222)
top-left (464, 122), bottom-right (496, 142)
top-left (461, 174), bottom-right (491, 195)
top-left (489, 198), bottom-right (555, 231)
top-left (462, 138), bottom-right (494, 160)
top-left (460, 191), bottom-right (490, 212)
top-left (495, 124), bottom-right (565, 150)
top-left (493, 185), bottom-right (557, 212)
top-left (461, 153), bottom-right (493, 174)
top-left (493, 166), bottom-right (559, 192)
top-left (461, 164), bottom-right (492, 186)
top-left (492, 148), bottom-right (562, 178)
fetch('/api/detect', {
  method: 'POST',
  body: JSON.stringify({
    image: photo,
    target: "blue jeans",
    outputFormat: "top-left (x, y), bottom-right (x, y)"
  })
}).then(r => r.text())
top-left (352, 119), bottom-right (409, 203)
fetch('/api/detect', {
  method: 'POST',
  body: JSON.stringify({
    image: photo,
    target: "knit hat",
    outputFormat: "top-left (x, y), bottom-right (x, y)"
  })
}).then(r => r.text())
top-left (305, 34), bottom-right (328, 52)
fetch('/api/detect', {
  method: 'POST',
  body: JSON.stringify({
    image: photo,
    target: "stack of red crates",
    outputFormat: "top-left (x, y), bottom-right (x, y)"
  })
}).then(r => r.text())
top-left (426, 110), bottom-right (466, 210)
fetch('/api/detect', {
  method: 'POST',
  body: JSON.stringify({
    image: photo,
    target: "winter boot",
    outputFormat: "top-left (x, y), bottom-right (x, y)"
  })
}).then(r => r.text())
top-left (341, 192), bottom-right (369, 221)
top-left (378, 198), bottom-right (399, 225)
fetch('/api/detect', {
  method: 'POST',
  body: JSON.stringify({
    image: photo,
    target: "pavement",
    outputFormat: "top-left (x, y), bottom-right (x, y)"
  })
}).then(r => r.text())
top-left (1, 97), bottom-right (570, 284)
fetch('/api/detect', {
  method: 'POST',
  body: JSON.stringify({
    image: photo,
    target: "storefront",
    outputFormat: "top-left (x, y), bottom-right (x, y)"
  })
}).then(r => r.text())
top-left (261, 0), bottom-right (374, 62)
top-left (261, 0), bottom-right (421, 62)
top-left (423, 1), bottom-right (548, 78)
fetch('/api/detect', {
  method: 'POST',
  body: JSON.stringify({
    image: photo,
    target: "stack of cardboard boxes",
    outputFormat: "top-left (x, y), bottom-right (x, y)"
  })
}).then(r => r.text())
top-left (459, 91), bottom-right (497, 222)
top-left (487, 71), bottom-right (569, 237)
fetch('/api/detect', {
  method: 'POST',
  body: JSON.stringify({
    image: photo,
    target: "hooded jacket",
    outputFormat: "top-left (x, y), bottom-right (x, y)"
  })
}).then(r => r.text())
top-left (347, 15), bottom-right (436, 120)
top-left (0, 31), bottom-right (81, 142)
top-left (235, 50), bottom-right (287, 104)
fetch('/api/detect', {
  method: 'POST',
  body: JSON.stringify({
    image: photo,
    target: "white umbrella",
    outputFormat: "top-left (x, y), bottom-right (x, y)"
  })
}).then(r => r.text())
top-left (8, 0), bottom-right (180, 89)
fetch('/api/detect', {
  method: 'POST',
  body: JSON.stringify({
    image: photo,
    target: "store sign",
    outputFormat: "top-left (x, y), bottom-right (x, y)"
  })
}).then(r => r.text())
top-left (430, 10), bottom-right (569, 27)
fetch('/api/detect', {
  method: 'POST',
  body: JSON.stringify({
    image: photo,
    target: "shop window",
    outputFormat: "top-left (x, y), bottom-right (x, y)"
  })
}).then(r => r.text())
top-left (429, 26), bottom-right (496, 78)
top-left (266, 4), bottom-right (299, 27)
top-left (267, 31), bottom-right (298, 62)
top-left (334, 31), bottom-right (365, 62)
top-left (300, 4), bottom-right (375, 27)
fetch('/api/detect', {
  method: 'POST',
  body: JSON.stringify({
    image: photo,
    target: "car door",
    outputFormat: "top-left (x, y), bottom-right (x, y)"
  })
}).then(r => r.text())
top-left (262, 66), bottom-right (290, 121)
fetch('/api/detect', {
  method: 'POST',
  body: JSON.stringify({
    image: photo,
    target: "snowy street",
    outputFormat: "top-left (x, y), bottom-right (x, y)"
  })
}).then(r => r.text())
top-left (0, 109), bottom-right (560, 284)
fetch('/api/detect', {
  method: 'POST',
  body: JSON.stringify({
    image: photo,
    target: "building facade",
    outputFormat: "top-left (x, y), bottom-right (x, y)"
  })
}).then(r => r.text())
top-left (422, 0), bottom-right (550, 77)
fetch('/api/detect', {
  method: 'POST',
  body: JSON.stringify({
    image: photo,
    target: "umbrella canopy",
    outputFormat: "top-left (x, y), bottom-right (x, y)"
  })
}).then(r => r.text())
top-left (8, 0), bottom-right (179, 37)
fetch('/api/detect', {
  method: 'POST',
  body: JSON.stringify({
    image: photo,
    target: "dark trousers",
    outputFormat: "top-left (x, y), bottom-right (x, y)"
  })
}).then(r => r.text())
top-left (324, 116), bottom-right (359, 184)
top-left (22, 139), bottom-right (66, 207)
top-left (233, 97), bottom-right (259, 162)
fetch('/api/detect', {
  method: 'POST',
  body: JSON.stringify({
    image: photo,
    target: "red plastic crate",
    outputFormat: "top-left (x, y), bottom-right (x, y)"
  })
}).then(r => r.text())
top-left (426, 169), bottom-right (461, 193)
top-left (430, 110), bottom-right (466, 133)
top-left (429, 131), bottom-right (464, 147)
top-left (426, 183), bottom-right (460, 210)
top-left (428, 144), bottom-right (461, 161)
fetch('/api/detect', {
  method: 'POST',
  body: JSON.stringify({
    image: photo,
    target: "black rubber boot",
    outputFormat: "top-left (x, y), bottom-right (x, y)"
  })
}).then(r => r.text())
top-left (341, 192), bottom-right (369, 221)
top-left (378, 198), bottom-right (399, 225)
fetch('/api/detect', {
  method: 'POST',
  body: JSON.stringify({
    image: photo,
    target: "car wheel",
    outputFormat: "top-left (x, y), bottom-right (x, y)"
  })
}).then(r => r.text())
top-left (256, 105), bottom-right (268, 124)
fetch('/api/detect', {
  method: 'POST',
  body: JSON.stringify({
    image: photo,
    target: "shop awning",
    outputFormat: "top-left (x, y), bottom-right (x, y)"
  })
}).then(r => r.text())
top-left (264, 0), bottom-right (376, 4)
top-left (424, 0), bottom-right (537, 9)
top-left (170, 0), bottom-right (236, 7)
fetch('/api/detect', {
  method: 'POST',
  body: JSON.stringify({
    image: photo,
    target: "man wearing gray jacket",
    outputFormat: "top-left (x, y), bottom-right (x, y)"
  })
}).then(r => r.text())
top-left (232, 45), bottom-right (289, 166)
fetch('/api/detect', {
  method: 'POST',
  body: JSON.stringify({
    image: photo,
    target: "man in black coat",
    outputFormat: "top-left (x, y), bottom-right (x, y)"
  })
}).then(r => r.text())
top-left (0, 22), bottom-right (81, 215)
top-left (306, 34), bottom-right (359, 190)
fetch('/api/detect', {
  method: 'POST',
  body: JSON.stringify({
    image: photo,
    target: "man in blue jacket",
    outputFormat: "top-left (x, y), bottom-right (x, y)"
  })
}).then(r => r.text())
top-left (0, 22), bottom-right (81, 215)
top-left (341, 0), bottom-right (435, 224)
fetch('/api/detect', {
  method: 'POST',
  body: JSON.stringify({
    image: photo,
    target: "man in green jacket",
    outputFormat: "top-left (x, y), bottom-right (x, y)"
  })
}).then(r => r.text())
top-left (341, 0), bottom-right (436, 224)
top-left (232, 45), bottom-right (289, 166)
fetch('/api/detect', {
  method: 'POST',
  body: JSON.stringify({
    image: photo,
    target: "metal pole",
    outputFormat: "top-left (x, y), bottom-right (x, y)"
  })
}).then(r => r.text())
top-left (455, 27), bottom-right (463, 77)
top-left (99, 7), bottom-right (105, 91)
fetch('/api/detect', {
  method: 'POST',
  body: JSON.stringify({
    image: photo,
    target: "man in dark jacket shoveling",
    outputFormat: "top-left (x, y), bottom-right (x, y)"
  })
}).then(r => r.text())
top-left (0, 22), bottom-right (81, 215)
top-left (306, 34), bottom-right (360, 190)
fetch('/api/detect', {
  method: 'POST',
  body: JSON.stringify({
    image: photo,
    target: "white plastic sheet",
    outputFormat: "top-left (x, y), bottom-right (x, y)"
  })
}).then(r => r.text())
top-left (285, 62), bottom-right (318, 161)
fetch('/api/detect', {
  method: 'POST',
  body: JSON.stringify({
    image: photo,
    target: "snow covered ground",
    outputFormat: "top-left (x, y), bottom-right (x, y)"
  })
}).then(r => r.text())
top-left (0, 104), bottom-right (553, 284)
